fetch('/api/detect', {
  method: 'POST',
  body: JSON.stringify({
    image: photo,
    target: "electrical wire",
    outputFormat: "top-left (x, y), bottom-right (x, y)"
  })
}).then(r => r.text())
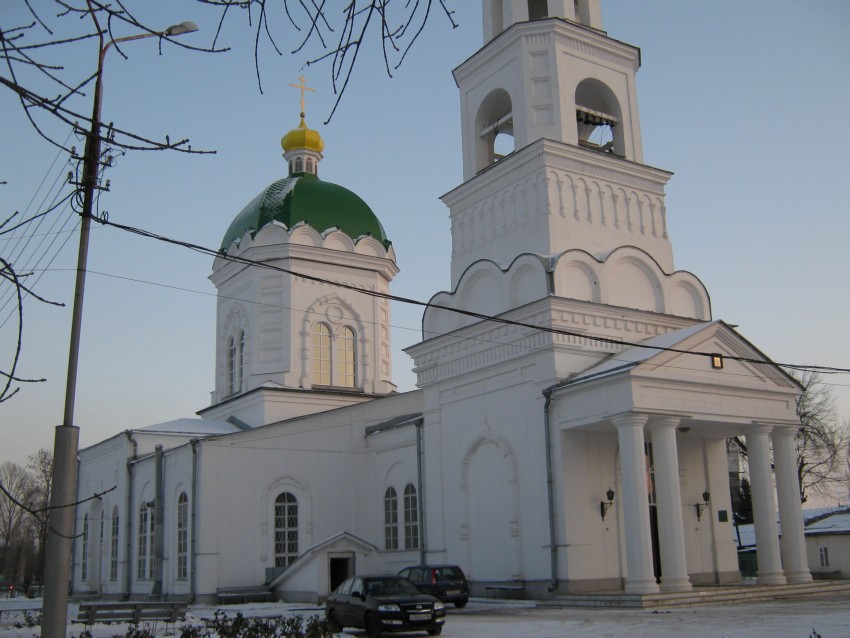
top-left (92, 215), bottom-right (850, 376)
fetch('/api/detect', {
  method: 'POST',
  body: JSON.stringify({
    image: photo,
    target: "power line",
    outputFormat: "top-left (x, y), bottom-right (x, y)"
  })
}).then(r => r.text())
top-left (92, 215), bottom-right (850, 376)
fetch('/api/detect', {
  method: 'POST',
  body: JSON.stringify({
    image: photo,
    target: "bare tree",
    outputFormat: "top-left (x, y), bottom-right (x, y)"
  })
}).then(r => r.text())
top-left (25, 449), bottom-right (52, 584)
top-left (0, 461), bottom-right (33, 586)
top-left (794, 371), bottom-right (849, 503)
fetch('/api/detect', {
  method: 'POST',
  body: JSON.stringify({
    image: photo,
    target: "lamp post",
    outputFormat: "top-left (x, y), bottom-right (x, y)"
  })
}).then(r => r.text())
top-left (41, 20), bottom-right (198, 638)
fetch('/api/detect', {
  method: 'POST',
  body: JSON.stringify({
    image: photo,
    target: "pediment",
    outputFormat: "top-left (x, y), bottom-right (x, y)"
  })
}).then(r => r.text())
top-left (554, 321), bottom-right (803, 430)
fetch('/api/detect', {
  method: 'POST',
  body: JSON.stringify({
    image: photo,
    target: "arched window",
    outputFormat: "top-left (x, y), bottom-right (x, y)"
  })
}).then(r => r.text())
top-left (137, 502), bottom-right (155, 580)
top-left (274, 492), bottom-right (299, 568)
top-left (306, 158), bottom-right (314, 174)
top-left (384, 488), bottom-right (399, 550)
top-left (227, 336), bottom-right (236, 395)
top-left (575, 78), bottom-right (623, 157)
top-left (313, 323), bottom-right (358, 387)
top-left (295, 157), bottom-right (303, 173)
top-left (81, 513), bottom-right (89, 582)
top-left (337, 326), bottom-right (356, 388)
top-left (137, 504), bottom-right (148, 579)
top-left (475, 89), bottom-right (514, 172)
top-left (403, 484), bottom-right (419, 550)
top-left (238, 330), bottom-right (245, 392)
top-left (177, 493), bottom-right (189, 580)
top-left (312, 323), bottom-right (331, 385)
top-left (110, 507), bottom-right (119, 581)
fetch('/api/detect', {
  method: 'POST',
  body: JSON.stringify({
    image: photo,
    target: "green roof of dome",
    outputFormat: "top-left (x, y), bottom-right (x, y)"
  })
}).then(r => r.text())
top-left (220, 173), bottom-right (390, 251)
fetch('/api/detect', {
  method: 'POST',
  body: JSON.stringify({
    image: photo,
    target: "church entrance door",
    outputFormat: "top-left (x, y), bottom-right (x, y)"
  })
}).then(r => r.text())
top-left (645, 443), bottom-right (661, 581)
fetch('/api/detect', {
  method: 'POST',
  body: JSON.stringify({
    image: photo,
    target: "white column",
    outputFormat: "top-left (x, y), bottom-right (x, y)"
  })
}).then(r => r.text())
top-left (773, 425), bottom-right (813, 583)
top-left (650, 417), bottom-right (692, 592)
top-left (747, 425), bottom-right (786, 585)
top-left (613, 413), bottom-right (659, 594)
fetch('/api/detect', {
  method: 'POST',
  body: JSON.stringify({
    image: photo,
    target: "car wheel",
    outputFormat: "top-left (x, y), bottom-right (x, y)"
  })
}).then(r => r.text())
top-left (365, 613), bottom-right (382, 638)
top-left (454, 598), bottom-right (468, 609)
top-left (427, 627), bottom-right (443, 636)
top-left (326, 610), bottom-right (342, 633)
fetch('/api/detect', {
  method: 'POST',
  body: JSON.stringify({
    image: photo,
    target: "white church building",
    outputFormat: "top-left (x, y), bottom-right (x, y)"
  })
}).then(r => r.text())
top-left (72, 0), bottom-right (812, 603)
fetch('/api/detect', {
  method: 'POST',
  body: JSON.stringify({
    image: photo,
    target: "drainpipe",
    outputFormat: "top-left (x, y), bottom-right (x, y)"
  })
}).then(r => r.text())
top-left (415, 418), bottom-right (426, 564)
top-left (124, 431), bottom-right (137, 599)
top-left (542, 388), bottom-right (558, 592)
top-left (190, 439), bottom-right (199, 602)
top-left (152, 445), bottom-right (164, 597)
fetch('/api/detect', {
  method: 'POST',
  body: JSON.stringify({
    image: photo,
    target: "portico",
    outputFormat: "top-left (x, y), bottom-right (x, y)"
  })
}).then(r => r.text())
top-left (548, 320), bottom-right (811, 593)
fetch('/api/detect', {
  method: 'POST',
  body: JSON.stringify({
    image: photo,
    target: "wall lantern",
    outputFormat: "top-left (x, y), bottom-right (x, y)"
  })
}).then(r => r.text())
top-left (695, 490), bottom-right (711, 521)
top-left (711, 353), bottom-right (724, 369)
top-left (600, 487), bottom-right (615, 520)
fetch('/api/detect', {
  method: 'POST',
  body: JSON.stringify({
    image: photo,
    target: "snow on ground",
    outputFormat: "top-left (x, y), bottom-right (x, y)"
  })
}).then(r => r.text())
top-left (1, 596), bottom-right (849, 638)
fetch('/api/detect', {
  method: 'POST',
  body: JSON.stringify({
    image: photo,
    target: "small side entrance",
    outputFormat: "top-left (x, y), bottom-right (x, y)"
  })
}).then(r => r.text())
top-left (329, 555), bottom-right (354, 592)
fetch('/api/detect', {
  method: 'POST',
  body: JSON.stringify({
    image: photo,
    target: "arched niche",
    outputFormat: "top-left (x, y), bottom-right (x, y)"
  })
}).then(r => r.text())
top-left (608, 256), bottom-right (663, 313)
top-left (475, 88), bottom-right (515, 172)
top-left (575, 78), bottom-right (625, 158)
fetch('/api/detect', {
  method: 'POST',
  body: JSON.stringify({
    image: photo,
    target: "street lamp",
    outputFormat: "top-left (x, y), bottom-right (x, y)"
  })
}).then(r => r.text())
top-left (41, 20), bottom-right (198, 638)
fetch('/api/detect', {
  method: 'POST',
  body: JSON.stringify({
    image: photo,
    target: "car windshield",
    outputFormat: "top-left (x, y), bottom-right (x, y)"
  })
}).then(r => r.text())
top-left (365, 577), bottom-right (421, 597)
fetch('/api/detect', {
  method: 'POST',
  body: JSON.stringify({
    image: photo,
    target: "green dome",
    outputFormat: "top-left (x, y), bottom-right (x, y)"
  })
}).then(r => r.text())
top-left (220, 173), bottom-right (390, 251)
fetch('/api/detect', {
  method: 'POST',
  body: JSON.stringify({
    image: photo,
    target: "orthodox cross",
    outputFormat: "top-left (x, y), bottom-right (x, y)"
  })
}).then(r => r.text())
top-left (289, 75), bottom-right (316, 117)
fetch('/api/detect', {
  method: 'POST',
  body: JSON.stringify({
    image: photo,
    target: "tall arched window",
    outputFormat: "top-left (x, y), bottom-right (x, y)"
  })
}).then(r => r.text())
top-left (227, 336), bottom-right (236, 394)
top-left (295, 157), bottom-right (303, 173)
top-left (274, 492), bottom-right (299, 568)
top-left (384, 488), bottom-right (399, 550)
top-left (403, 484), bottom-right (419, 550)
top-left (81, 514), bottom-right (89, 582)
top-left (238, 330), bottom-right (245, 391)
top-left (313, 323), bottom-right (357, 387)
top-left (137, 502), bottom-right (155, 580)
top-left (312, 324), bottom-right (331, 385)
top-left (177, 493), bottom-right (189, 580)
top-left (137, 504), bottom-right (148, 579)
top-left (337, 326), bottom-right (356, 388)
top-left (110, 507), bottom-right (119, 581)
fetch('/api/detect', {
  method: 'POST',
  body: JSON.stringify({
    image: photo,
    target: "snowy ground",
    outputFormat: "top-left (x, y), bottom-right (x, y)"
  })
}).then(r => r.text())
top-left (1, 596), bottom-right (849, 638)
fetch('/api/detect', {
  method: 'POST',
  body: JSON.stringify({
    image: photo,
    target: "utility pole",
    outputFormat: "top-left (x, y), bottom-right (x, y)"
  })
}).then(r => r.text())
top-left (41, 17), bottom-right (198, 638)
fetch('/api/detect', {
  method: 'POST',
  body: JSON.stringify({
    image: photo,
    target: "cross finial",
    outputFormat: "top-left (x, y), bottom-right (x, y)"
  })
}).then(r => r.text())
top-left (289, 75), bottom-right (316, 117)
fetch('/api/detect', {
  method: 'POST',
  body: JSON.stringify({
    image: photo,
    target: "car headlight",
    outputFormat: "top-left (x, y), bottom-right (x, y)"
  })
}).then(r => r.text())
top-left (378, 604), bottom-right (401, 612)
top-left (433, 601), bottom-right (445, 610)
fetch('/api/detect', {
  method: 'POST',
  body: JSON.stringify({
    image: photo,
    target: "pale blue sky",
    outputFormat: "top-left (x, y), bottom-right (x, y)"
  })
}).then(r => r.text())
top-left (2, 2), bottom-right (849, 470)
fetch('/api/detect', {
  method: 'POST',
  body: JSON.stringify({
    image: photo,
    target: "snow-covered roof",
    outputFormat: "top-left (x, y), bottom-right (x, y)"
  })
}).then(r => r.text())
top-left (563, 321), bottom-right (717, 385)
top-left (805, 509), bottom-right (850, 535)
top-left (134, 417), bottom-right (241, 436)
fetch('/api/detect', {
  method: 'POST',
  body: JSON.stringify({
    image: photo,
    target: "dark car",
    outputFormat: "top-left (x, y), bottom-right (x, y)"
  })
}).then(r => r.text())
top-left (325, 574), bottom-right (446, 637)
top-left (398, 564), bottom-right (469, 608)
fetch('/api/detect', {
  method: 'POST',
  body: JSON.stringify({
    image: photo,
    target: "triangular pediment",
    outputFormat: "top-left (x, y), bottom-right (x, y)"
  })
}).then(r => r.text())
top-left (554, 321), bottom-right (803, 431)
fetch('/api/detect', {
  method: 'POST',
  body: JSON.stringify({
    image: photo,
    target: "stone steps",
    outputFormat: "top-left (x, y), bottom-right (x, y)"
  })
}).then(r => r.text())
top-left (548, 580), bottom-right (850, 609)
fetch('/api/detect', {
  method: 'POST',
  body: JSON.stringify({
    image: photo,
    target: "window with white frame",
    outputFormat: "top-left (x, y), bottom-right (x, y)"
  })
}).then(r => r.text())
top-left (227, 330), bottom-right (245, 395)
top-left (403, 484), bottom-right (419, 550)
top-left (384, 488), bottom-right (399, 550)
top-left (110, 507), bottom-right (119, 581)
top-left (274, 492), bottom-right (298, 568)
top-left (312, 323), bottom-right (357, 387)
top-left (81, 513), bottom-right (89, 581)
top-left (177, 493), bottom-right (189, 580)
top-left (337, 326), bottom-right (356, 387)
top-left (137, 502), bottom-right (155, 580)
top-left (820, 546), bottom-right (829, 567)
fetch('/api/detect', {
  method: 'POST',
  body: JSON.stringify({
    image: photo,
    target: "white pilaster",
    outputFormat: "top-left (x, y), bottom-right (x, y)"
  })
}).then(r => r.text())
top-left (747, 426), bottom-right (786, 585)
top-left (650, 417), bottom-right (692, 592)
top-left (773, 425), bottom-right (813, 583)
top-left (613, 413), bottom-right (659, 594)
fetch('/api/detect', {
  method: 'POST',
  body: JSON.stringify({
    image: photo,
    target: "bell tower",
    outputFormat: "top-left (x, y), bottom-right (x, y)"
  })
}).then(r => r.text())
top-left (444, 0), bottom-right (676, 289)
